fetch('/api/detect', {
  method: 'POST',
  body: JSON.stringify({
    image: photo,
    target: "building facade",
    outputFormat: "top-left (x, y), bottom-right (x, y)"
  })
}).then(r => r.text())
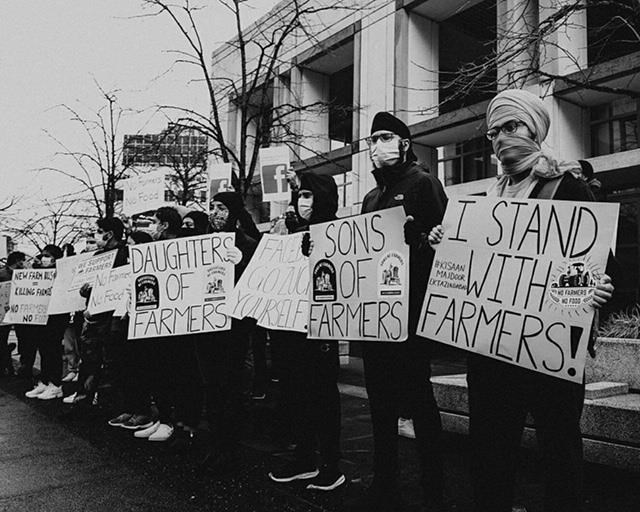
top-left (212, 0), bottom-right (640, 313)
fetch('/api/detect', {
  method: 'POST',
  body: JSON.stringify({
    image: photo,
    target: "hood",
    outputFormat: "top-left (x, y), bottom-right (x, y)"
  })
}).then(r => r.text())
top-left (298, 172), bottom-right (339, 224)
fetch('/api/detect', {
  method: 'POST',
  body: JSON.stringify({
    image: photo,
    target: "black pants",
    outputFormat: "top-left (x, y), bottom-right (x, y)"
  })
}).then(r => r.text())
top-left (362, 336), bottom-right (443, 501)
top-left (78, 314), bottom-right (112, 394)
top-left (17, 324), bottom-right (37, 375)
top-left (251, 327), bottom-right (268, 392)
top-left (198, 323), bottom-right (250, 453)
top-left (0, 326), bottom-right (13, 375)
top-left (282, 332), bottom-right (341, 470)
top-left (467, 355), bottom-right (584, 512)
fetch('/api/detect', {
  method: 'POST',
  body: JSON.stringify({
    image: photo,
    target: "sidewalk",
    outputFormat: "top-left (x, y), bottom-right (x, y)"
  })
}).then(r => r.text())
top-left (1, 350), bottom-right (639, 511)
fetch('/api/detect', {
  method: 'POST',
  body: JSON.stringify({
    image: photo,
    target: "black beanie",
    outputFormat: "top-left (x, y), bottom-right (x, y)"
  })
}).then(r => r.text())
top-left (370, 112), bottom-right (411, 139)
top-left (212, 191), bottom-right (244, 217)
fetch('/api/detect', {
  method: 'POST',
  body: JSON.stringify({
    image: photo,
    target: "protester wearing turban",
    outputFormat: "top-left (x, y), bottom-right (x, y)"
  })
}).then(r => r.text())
top-left (347, 112), bottom-right (447, 512)
top-left (428, 89), bottom-right (615, 512)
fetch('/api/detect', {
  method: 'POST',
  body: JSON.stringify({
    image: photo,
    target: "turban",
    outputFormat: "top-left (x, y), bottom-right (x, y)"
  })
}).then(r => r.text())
top-left (487, 89), bottom-right (550, 143)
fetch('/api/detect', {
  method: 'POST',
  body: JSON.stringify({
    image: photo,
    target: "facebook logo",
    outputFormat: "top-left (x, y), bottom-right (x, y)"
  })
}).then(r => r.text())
top-left (262, 164), bottom-right (289, 195)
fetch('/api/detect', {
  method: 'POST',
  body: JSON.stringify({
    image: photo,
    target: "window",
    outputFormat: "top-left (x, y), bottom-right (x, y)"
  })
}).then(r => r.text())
top-left (438, 0), bottom-right (497, 114)
top-left (437, 136), bottom-right (497, 186)
top-left (590, 97), bottom-right (639, 156)
top-left (587, 0), bottom-right (640, 66)
top-left (328, 65), bottom-right (354, 149)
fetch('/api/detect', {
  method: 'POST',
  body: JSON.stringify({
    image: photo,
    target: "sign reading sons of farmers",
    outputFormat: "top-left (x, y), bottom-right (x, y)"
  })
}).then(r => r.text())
top-left (225, 233), bottom-right (309, 332)
top-left (128, 233), bottom-right (235, 339)
top-left (417, 196), bottom-right (619, 383)
top-left (307, 206), bottom-right (409, 342)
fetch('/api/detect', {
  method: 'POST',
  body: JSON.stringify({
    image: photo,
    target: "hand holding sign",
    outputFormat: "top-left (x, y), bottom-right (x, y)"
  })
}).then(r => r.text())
top-left (428, 224), bottom-right (444, 248)
top-left (592, 274), bottom-right (614, 308)
top-left (225, 246), bottom-right (242, 265)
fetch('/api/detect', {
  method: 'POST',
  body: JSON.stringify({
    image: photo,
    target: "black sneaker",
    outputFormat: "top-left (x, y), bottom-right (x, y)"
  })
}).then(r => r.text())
top-left (121, 414), bottom-right (154, 430)
top-left (268, 461), bottom-right (319, 483)
top-left (108, 412), bottom-right (133, 427)
top-left (305, 467), bottom-right (347, 491)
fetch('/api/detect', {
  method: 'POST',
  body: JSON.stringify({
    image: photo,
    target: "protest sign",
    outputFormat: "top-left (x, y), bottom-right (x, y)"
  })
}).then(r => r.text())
top-left (307, 206), bottom-right (409, 341)
top-left (259, 146), bottom-right (290, 202)
top-left (4, 269), bottom-right (56, 325)
top-left (226, 233), bottom-right (308, 332)
top-left (208, 162), bottom-right (233, 204)
top-left (87, 264), bottom-right (132, 315)
top-left (417, 196), bottom-right (619, 383)
top-left (120, 171), bottom-right (166, 216)
top-left (48, 252), bottom-right (94, 314)
top-left (0, 282), bottom-right (11, 324)
top-left (68, 250), bottom-right (117, 292)
top-left (128, 233), bottom-right (235, 339)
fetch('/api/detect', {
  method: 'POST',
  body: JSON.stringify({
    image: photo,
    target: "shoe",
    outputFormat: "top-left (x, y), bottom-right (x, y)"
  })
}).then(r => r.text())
top-left (268, 461), bottom-right (319, 483)
top-left (134, 421), bottom-right (160, 439)
top-left (108, 413), bottom-right (133, 427)
top-left (62, 392), bottom-right (88, 404)
top-left (398, 417), bottom-right (416, 439)
top-left (251, 392), bottom-right (266, 400)
top-left (305, 467), bottom-right (347, 491)
top-left (25, 381), bottom-right (48, 398)
top-left (61, 372), bottom-right (78, 383)
top-left (121, 414), bottom-right (154, 430)
top-left (38, 384), bottom-right (63, 400)
top-left (148, 423), bottom-right (174, 441)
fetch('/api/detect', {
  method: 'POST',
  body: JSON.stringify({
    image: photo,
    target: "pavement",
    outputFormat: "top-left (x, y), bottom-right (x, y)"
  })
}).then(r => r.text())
top-left (1, 345), bottom-right (639, 512)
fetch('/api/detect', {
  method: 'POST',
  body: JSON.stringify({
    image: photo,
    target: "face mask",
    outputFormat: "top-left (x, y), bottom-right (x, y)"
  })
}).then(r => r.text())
top-left (96, 232), bottom-right (111, 249)
top-left (152, 222), bottom-right (164, 241)
top-left (370, 140), bottom-right (402, 168)
top-left (297, 197), bottom-right (313, 221)
top-left (40, 256), bottom-right (54, 267)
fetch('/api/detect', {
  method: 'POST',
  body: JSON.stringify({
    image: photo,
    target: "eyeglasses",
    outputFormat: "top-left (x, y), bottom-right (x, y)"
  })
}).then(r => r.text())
top-left (486, 120), bottom-right (526, 140)
top-left (365, 132), bottom-right (398, 146)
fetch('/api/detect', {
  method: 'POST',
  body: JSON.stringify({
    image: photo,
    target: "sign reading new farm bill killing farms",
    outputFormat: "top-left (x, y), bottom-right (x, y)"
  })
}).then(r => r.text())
top-left (308, 206), bottom-right (409, 341)
top-left (417, 196), bottom-right (619, 383)
top-left (4, 269), bottom-right (56, 325)
top-left (128, 234), bottom-right (235, 339)
top-left (225, 233), bottom-right (308, 332)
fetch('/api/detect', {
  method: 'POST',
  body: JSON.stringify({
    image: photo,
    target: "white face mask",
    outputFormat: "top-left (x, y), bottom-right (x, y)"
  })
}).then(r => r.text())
top-left (297, 196), bottom-right (313, 221)
top-left (370, 140), bottom-right (402, 168)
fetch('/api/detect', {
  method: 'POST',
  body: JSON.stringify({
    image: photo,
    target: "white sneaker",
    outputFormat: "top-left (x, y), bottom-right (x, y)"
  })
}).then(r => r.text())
top-left (398, 417), bottom-right (416, 439)
top-left (148, 423), bottom-right (174, 442)
top-left (62, 392), bottom-right (78, 404)
top-left (38, 384), bottom-right (63, 400)
top-left (61, 372), bottom-right (78, 383)
top-left (25, 382), bottom-right (48, 398)
top-left (134, 421), bottom-right (161, 439)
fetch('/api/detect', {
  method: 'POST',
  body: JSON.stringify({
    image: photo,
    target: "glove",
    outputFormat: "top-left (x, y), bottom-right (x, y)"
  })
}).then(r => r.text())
top-left (403, 215), bottom-right (423, 246)
top-left (301, 232), bottom-right (312, 257)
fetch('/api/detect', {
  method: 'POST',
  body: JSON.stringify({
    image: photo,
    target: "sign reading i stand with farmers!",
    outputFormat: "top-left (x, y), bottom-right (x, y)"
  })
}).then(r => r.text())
top-left (127, 233), bottom-right (235, 339)
top-left (225, 233), bottom-right (309, 332)
top-left (417, 196), bottom-right (619, 383)
top-left (4, 269), bottom-right (56, 325)
top-left (307, 206), bottom-right (409, 342)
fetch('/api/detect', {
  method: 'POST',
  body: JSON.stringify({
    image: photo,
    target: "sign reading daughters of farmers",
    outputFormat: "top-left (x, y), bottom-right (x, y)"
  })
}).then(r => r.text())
top-left (226, 233), bottom-right (308, 332)
top-left (4, 269), bottom-right (56, 325)
top-left (128, 233), bottom-right (235, 339)
top-left (417, 196), bottom-right (619, 383)
top-left (308, 206), bottom-right (409, 341)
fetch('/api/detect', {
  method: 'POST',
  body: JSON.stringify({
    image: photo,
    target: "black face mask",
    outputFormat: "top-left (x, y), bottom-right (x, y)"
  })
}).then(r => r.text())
top-left (181, 227), bottom-right (197, 238)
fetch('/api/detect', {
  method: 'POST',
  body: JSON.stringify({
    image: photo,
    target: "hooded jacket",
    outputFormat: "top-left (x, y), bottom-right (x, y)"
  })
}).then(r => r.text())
top-left (361, 161), bottom-right (447, 332)
top-left (296, 172), bottom-right (339, 227)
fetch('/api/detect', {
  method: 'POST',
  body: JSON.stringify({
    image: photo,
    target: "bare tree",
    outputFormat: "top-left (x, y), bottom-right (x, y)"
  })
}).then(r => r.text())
top-left (42, 84), bottom-right (138, 218)
top-left (140, 0), bottom-right (360, 197)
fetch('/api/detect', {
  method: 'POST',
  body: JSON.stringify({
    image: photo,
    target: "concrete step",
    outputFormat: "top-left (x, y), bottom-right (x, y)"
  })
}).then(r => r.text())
top-left (432, 374), bottom-right (640, 471)
top-left (586, 337), bottom-right (640, 390)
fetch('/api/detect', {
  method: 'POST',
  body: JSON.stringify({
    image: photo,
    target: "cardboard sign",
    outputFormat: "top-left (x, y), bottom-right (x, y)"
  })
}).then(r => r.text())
top-left (259, 146), bottom-right (290, 202)
top-left (0, 282), bottom-right (11, 324)
top-left (417, 196), bottom-right (619, 383)
top-left (4, 269), bottom-right (56, 325)
top-left (69, 251), bottom-right (117, 291)
top-left (87, 264), bottom-right (132, 315)
top-left (48, 252), bottom-right (95, 314)
top-left (120, 171), bottom-right (166, 216)
top-left (208, 162), bottom-right (233, 205)
top-left (226, 233), bottom-right (309, 332)
top-left (307, 206), bottom-right (409, 341)
top-left (128, 234), bottom-right (235, 339)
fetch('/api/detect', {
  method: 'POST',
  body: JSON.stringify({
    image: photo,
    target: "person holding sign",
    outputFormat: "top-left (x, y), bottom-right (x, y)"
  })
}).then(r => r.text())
top-left (198, 192), bottom-right (258, 471)
top-left (428, 89), bottom-right (615, 512)
top-left (0, 251), bottom-right (27, 378)
top-left (23, 245), bottom-right (69, 401)
top-left (267, 171), bottom-right (346, 492)
top-left (348, 112), bottom-right (447, 512)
